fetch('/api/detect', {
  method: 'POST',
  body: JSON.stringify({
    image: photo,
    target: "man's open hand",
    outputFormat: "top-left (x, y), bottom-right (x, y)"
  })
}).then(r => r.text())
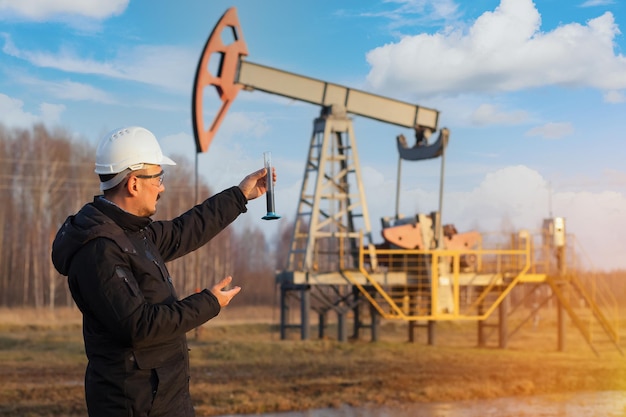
top-left (210, 276), bottom-right (241, 307)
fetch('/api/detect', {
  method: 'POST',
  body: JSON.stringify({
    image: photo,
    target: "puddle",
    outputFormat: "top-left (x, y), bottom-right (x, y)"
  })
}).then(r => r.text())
top-left (216, 391), bottom-right (626, 417)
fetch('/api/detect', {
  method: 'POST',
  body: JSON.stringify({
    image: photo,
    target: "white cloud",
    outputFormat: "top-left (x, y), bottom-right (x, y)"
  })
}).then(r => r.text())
top-left (603, 169), bottom-right (626, 188)
top-left (437, 165), bottom-right (626, 270)
top-left (447, 165), bottom-right (550, 229)
top-left (359, 0), bottom-right (461, 29)
top-left (470, 103), bottom-right (529, 126)
top-left (40, 102), bottom-right (65, 124)
top-left (11, 72), bottom-right (117, 104)
top-left (50, 80), bottom-right (116, 103)
top-left (366, 0), bottom-right (626, 97)
top-left (603, 90), bottom-right (625, 103)
top-left (1, 34), bottom-right (195, 93)
top-left (113, 45), bottom-right (197, 93)
top-left (525, 122), bottom-right (574, 139)
top-left (555, 190), bottom-right (626, 270)
top-left (0, 93), bottom-right (63, 127)
top-left (580, 0), bottom-right (615, 7)
top-left (0, 0), bottom-right (128, 21)
top-left (219, 112), bottom-right (271, 139)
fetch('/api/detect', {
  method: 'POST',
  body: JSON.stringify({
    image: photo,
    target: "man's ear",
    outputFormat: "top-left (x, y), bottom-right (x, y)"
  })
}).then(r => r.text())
top-left (126, 175), bottom-right (140, 196)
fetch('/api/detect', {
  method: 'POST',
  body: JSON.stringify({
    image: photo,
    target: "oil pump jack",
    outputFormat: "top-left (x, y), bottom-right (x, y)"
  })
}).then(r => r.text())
top-left (192, 8), bottom-right (622, 354)
top-left (192, 7), bottom-right (471, 337)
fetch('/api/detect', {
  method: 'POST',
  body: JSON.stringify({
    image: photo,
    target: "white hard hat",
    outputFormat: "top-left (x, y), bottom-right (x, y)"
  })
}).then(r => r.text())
top-left (95, 126), bottom-right (176, 175)
top-left (95, 126), bottom-right (176, 191)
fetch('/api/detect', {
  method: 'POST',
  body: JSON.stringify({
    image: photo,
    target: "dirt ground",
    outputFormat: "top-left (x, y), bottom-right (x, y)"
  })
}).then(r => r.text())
top-left (0, 306), bottom-right (625, 416)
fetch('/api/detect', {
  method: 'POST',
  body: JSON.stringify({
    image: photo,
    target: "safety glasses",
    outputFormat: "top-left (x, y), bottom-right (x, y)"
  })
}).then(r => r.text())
top-left (135, 170), bottom-right (164, 186)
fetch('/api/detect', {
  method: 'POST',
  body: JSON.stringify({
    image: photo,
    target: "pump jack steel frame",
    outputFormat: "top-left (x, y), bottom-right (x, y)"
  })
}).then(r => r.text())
top-left (191, 8), bottom-right (622, 355)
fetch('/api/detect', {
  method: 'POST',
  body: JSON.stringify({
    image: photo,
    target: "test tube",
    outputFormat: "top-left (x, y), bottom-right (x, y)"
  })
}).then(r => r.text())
top-left (262, 151), bottom-right (281, 220)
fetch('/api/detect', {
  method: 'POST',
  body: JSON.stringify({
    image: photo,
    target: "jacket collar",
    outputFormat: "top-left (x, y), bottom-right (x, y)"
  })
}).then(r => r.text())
top-left (93, 195), bottom-right (152, 232)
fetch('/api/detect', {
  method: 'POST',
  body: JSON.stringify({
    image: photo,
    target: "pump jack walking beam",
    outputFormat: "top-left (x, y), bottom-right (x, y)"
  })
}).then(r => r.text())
top-left (192, 7), bottom-right (442, 155)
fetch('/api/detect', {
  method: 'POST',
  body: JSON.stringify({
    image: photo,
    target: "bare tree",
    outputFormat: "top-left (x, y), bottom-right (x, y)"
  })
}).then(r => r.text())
top-left (232, 224), bottom-right (275, 305)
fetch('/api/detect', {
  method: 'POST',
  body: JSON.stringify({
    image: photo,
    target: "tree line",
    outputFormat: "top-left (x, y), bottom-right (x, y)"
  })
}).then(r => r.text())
top-left (0, 124), bottom-right (291, 309)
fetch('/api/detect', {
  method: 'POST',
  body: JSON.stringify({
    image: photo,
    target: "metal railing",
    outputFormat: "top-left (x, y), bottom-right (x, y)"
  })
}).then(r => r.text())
top-left (342, 231), bottom-right (535, 321)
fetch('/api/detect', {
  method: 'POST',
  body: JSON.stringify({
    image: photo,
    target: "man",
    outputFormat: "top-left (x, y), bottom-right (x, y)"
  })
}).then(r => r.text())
top-left (51, 126), bottom-right (274, 417)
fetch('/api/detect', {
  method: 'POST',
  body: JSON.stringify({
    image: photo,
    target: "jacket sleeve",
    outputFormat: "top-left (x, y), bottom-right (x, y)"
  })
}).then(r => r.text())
top-left (70, 238), bottom-right (221, 347)
top-left (150, 186), bottom-right (248, 262)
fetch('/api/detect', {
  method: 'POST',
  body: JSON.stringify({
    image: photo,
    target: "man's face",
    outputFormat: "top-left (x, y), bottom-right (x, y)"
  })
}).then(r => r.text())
top-left (133, 165), bottom-right (165, 217)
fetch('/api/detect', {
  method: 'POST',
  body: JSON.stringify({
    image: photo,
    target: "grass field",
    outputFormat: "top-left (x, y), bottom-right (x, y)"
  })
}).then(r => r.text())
top-left (0, 306), bottom-right (625, 416)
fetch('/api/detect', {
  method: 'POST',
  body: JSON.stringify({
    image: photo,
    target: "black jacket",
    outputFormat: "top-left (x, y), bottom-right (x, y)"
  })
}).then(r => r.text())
top-left (51, 186), bottom-right (247, 417)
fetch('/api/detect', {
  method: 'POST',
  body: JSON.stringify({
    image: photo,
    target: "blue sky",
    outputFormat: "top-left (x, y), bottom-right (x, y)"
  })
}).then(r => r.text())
top-left (1, 0), bottom-right (626, 270)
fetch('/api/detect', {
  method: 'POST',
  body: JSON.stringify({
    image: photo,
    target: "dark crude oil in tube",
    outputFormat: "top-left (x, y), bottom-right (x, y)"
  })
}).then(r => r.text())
top-left (262, 151), bottom-right (281, 220)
